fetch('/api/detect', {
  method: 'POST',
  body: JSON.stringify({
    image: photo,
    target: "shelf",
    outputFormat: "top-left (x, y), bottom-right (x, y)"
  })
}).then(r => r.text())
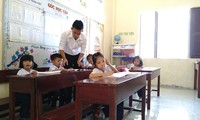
top-left (113, 56), bottom-right (126, 57)
top-left (111, 44), bottom-right (135, 65)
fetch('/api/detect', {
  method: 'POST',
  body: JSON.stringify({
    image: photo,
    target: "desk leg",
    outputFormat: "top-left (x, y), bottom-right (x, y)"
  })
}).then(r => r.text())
top-left (30, 93), bottom-right (35, 120)
top-left (36, 94), bottom-right (42, 120)
top-left (157, 75), bottom-right (160, 96)
top-left (75, 86), bottom-right (81, 120)
top-left (109, 102), bottom-right (116, 120)
top-left (194, 69), bottom-right (197, 90)
top-left (198, 64), bottom-right (200, 98)
top-left (9, 92), bottom-right (15, 120)
top-left (147, 79), bottom-right (151, 110)
top-left (129, 95), bottom-right (133, 107)
top-left (141, 86), bottom-right (146, 120)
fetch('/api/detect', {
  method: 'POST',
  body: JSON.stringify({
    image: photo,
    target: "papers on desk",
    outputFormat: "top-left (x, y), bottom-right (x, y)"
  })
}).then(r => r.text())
top-left (108, 72), bottom-right (141, 78)
top-left (37, 70), bottom-right (61, 75)
top-left (109, 72), bottom-right (128, 78)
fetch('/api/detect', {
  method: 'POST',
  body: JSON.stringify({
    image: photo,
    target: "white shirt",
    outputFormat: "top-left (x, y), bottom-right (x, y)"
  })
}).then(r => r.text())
top-left (127, 63), bottom-right (135, 70)
top-left (49, 64), bottom-right (64, 71)
top-left (91, 65), bottom-right (112, 74)
top-left (59, 30), bottom-right (87, 55)
top-left (84, 62), bottom-right (93, 68)
top-left (17, 68), bottom-right (35, 75)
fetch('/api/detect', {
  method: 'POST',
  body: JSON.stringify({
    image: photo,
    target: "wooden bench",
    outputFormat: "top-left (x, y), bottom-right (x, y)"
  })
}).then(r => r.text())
top-left (40, 102), bottom-right (94, 120)
top-left (0, 67), bottom-right (49, 118)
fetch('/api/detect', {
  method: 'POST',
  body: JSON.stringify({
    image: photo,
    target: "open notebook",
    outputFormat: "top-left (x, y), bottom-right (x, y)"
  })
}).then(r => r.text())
top-left (108, 72), bottom-right (140, 78)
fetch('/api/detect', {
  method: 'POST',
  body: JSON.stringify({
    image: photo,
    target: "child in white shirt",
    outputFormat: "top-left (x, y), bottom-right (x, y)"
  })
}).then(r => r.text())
top-left (16, 55), bottom-right (37, 120)
top-left (128, 55), bottom-right (144, 98)
top-left (84, 54), bottom-right (94, 69)
top-left (49, 53), bottom-right (72, 107)
top-left (89, 52), bottom-right (123, 120)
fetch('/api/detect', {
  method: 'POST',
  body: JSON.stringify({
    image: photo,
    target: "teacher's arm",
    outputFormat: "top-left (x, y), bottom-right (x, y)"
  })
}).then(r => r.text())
top-left (77, 35), bottom-right (87, 67)
top-left (59, 32), bottom-right (68, 65)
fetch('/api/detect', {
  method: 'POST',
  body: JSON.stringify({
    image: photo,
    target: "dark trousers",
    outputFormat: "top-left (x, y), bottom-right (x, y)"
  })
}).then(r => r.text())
top-left (137, 88), bottom-right (143, 98)
top-left (63, 53), bottom-right (83, 105)
top-left (64, 53), bottom-right (83, 69)
top-left (103, 102), bottom-right (124, 120)
top-left (15, 93), bottom-right (30, 118)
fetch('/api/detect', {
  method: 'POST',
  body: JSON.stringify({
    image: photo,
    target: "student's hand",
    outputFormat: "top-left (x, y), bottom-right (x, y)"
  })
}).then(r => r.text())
top-left (77, 61), bottom-right (84, 68)
top-left (31, 70), bottom-right (38, 75)
top-left (58, 68), bottom-right (65, 70)
top-left (103, 71), bottom-right (114, 76)
top-left (105, 58), bottom-right (109, 65)
top-left (62, 58), bottom-right (68, 66)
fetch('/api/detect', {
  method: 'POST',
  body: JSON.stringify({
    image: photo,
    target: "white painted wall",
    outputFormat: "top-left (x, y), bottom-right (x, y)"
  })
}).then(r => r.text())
top-left (143, 59), bottom-right (198, 88)
top-left (113, 0), bottom-right (200, 89)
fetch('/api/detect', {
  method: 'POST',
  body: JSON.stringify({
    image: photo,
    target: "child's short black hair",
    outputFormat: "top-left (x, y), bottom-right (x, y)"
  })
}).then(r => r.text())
top-left (133, 56), bottom-right (143, 67)
top-left (50, 53), bottom-right (62, 61)
top-left (86, 54), bottom-right (93, 60)
top-left (92, 52), bottom-right (104, 65)
top-left (72, 20), bottom-right (84, 30)
top-left (19, 55), bottom-right (34, 68)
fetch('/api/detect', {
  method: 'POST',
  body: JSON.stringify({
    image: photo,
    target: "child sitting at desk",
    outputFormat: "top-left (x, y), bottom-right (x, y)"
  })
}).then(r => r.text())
top-left (89, 52), bottom-right (117, 78)
top-left (49, 53), bottom-right (65, 71)
top-left (128, 55), bottom-right (144, 99)
top-left (127, 55), bottom-right (143, 70)
top-left (89, 52), bottom-right (123, 120)
top-left (49, 53), bottom-right (73, 107)
top-left (84, 54), bottom-right (94, 69)
top-left (15, 54), bottom-right (37, 120)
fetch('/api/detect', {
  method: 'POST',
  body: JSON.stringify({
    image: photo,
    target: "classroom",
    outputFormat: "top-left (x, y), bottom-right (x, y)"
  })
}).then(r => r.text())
top-left (0, 0), bottom-right (200, 120)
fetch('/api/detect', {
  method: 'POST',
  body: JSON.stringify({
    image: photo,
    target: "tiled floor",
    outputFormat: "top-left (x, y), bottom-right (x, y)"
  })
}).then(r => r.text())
top-left (123, 86), bottom-right (200, 120)
top-left (1, 86), bottom-right (200, 120)
top-left (83, 86), bottom-right (200, 120)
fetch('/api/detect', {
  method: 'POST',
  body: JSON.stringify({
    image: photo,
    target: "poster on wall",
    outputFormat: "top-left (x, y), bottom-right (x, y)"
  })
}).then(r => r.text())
top-left (5, 42), bottom-right (58, 69)
top-left (44, 8), bottom-right (87, 46)
top-left (9, 0), bottom-right (44, 44)
top-left (88, 19), bottom-right (104, 54)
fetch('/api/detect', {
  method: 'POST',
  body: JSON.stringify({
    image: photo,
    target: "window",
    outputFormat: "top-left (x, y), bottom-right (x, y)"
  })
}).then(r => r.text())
top-left (140, 8), bottom-right (190, 59)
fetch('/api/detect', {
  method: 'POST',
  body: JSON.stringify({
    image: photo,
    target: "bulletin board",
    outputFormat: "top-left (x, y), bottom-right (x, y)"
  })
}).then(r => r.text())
top-left (88, 19), bottom-right (104, 54)
top-left (6, 42), bottom-right (58, 69)
top-left (4, 0), bottom-right (87, 68)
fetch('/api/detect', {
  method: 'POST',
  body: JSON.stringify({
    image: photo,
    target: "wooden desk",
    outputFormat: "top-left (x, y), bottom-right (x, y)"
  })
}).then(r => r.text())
top-left (194, 61), bottom-right (200, 98)
top-left (9, 70), bottom-right (92, 120)
top-left (75, 73), bottom-right (147, 120)
top-left (129, 67), bottom-right (160, 110)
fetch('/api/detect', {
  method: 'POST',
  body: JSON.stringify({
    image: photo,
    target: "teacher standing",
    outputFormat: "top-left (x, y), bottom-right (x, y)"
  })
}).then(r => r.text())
top-left (59, 20), bottom-right (87, 69)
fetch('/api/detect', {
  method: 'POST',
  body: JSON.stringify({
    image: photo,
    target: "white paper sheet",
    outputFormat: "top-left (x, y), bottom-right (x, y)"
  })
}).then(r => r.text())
top-left (37, 71), bottom-right (61, 75)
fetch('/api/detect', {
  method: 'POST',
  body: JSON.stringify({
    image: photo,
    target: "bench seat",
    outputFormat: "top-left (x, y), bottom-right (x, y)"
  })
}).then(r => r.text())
top-left (40, 102), bottom-right (94, 120)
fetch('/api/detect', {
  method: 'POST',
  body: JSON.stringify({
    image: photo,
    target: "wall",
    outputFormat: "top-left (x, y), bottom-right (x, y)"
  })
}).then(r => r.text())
top-left (143, 58), bottom-right (198, 88)
top-left (113, 0), bottom-right (200, 88)
top-left (114, 0), bottom-right (200, 44)
top-left (0, 0), bottom-right (8, 99)
top-left (102, 0), bottom-right (114, 59)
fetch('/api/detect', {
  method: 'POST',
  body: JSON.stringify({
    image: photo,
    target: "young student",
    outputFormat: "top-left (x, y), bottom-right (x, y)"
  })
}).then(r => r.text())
top-left (49, 53), bottom-right (72, 106)
top-left (128, 55), bottom-right (144, 98)
top-left (15, 54), bottom-right (37, 120)
top-left (89, 52), bottom-right (123, 120)
top-left (84, 54), bottom-right (94, 69)
top-left (49, 53), bottom-right (65, 71)
top-left (89, 52), bottom-right (117, 78)
top-left (127, 55), bottom-right (143, 70)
